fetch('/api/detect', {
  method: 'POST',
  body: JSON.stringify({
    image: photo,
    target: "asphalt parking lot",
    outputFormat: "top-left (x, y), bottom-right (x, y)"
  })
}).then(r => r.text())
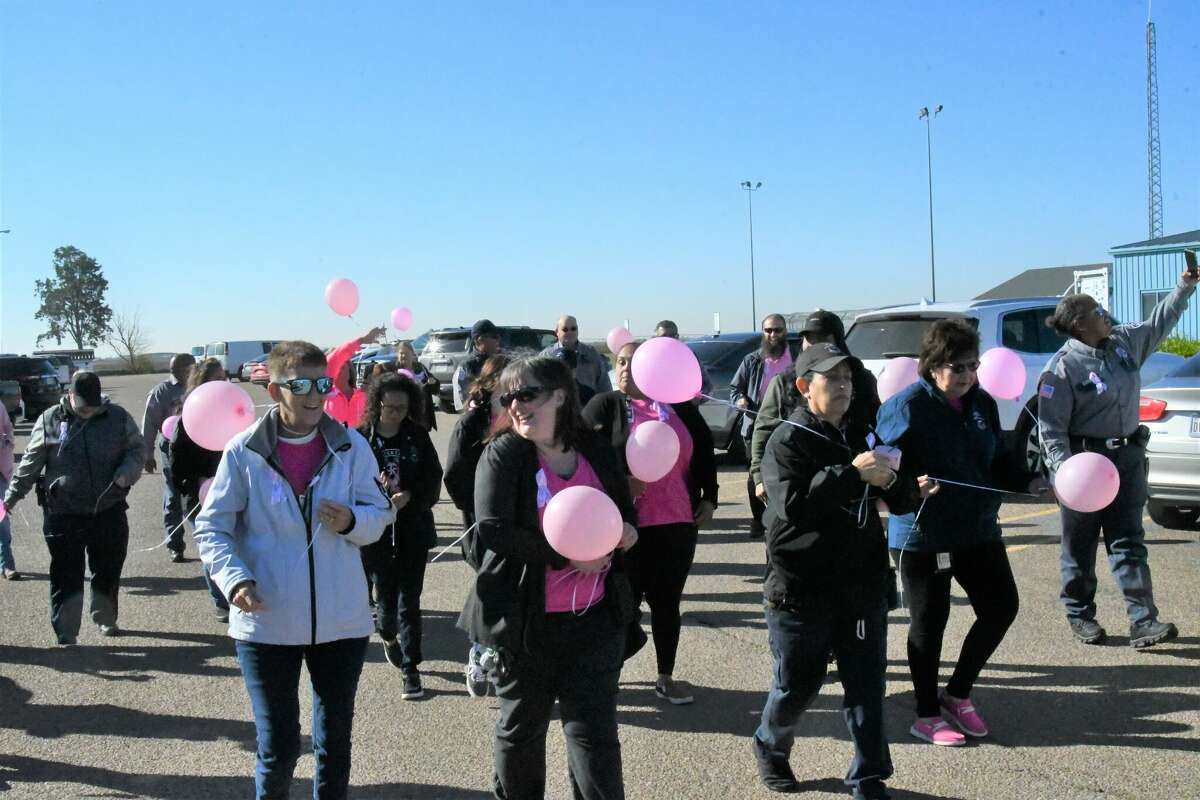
top-left (0, 373), bottom-right (1196, 799)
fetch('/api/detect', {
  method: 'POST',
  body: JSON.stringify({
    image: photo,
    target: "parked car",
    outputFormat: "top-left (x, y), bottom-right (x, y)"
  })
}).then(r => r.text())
top-left (190, 346), bottom-right (205, 359)
top-left (41, 356), bottom-right (74, 387)
top-left (1, 380), bottom-right (21, 419)
top-left (240, 355), bottom-right (267, 382)
top-left (249, 361), bottom-right (270, 385)
top-left (0, 356), bottom-right (64, 421)
top-left (845, 296), bottom-right (1183, 474)
top-left (418, 326), bottom-right (557, 412)
top-left (204, 340), bottom-right (280, 381)
top-left (1140, 353), bottom-right (1200, 528)
top-left (688, 331), bottom-right (804, 462)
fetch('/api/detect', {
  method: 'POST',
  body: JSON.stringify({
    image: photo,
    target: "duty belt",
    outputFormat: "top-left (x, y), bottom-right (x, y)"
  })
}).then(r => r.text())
top-left (1070, 427), bottom-right (1147, 452)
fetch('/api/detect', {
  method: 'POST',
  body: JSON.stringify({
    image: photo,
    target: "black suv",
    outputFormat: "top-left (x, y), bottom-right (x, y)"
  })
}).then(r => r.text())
top-left (419, 326), bottom-right (557, 411)
top-left (0, 356), bottom-right (64, 421)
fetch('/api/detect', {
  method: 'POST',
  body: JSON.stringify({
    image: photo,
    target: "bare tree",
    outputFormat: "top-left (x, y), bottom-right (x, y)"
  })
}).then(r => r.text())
top-left (106, 310), bottom-right (152, 373)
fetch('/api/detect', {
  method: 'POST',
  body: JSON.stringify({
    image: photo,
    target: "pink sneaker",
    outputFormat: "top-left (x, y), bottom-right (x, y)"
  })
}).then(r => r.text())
top-left (940, 692), bottom-right (989, 738)
top-left (909, 716), bottom-right (967, 746)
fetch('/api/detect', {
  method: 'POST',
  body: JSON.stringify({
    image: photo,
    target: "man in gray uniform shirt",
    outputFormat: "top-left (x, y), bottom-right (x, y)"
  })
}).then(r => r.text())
top-left (1038, 268), bottom-right (1197, 649)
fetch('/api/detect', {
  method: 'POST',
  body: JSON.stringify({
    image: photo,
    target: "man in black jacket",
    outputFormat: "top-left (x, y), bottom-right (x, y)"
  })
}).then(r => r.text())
top-left (751, 345), bottom-right (912, 800)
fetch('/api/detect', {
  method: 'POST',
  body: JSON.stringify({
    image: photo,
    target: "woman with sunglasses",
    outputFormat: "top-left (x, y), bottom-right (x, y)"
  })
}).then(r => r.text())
top-left (358, 373), bottom-right (443, 700)
top-left (1039, 269), bottom-right (1196, 650)
top-left (876, 320), bottom-right (1048, 747)
top-left (582, 340), bottom-right (717, 705)
top-left (194, 341), bottom-right (395, 799)
top-left (459, 356), bottom-right (639, 800)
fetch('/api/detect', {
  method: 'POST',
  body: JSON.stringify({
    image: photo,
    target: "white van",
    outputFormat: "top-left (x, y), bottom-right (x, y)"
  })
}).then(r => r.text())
top-left (204, 341), bottom-right (280, 381)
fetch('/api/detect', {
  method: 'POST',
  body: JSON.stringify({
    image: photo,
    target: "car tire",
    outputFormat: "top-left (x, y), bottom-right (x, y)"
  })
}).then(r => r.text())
top-left (1015, 401), bottom-right (1047, 478)
top-left (1146, 500), bottom-right (1199, 530)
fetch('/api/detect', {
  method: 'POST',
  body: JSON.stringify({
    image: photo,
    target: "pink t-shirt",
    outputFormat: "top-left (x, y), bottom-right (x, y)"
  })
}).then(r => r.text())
top-left (276, 431), bottom-right (327, 495)
top-left (758, 349), bottom-right (795, 399)
top-left (537, 452), bottom-right (609, 613)
top-left (629, 399), bottom-right (694, 527)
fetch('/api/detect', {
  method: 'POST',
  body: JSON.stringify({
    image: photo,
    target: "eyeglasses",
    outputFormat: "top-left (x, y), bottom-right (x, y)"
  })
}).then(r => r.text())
top-left (561, 326), bottom-right (578, 332)
top-left (763, 327), bottom-right (785, 334)
top-left (498, 386), bottom-right (547, 407)
top-left (942, 360), bottom-right (980, 375)
top-left (275, 376), bottom-right (335, 395)
top-left (380, 403), bottom-right (407, 413)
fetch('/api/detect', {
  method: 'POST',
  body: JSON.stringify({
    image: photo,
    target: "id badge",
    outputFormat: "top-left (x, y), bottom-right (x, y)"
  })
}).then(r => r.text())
top-left (935, 552), bottom-right (952, 573)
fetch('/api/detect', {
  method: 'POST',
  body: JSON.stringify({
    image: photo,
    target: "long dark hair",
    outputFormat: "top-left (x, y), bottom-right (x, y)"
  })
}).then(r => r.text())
top-left (487, 356), bottom-right (585, 450)
top-left (361, 373), bottom-right (425, 431)
top-left (468, 353), bottom-right (512, 407)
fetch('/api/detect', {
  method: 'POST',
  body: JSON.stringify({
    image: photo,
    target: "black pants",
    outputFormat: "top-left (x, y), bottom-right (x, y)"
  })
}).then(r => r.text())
top-left (361, 525), bottom-right (429, 672)
top-left (625, 522), bottom-right (697, 675)
top-left (891, 539), bottom-right (1018, 718)
top-left (493, 606), bottom-right (625, 800)
top-left (43, 505), bottom-right (130, 640)
top-left (745, 436), bottom-right (765, 533)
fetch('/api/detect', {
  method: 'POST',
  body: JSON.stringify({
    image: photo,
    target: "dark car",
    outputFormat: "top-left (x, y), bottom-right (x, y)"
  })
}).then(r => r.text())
top-left (688, 331), bottom-right (803, 462)
top-left (0, 356), bottom-right (64, 421)
top-left (419, 326), bottom-right (557, 412)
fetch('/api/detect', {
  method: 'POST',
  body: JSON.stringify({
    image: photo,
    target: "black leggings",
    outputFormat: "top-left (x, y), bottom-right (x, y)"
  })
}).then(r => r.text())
top-left (625, 522), bottom-right (698, 675)
top-left (891, 539), bottom-right (1019, 718)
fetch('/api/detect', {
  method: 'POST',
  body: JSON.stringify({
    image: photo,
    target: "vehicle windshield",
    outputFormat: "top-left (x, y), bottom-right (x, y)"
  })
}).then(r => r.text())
top-left (502, 329), bottom-right (552, 353)
top-left (1167, 352), bottom-right (1200, 378)
top-left (423, 332), bottom-right (470, 354)
top-left (0, 358), bottom-right (54, 379)
top-left (846, 316), bottom-right (976, 360)
top-left (686, 340), bottom-right (752, 371)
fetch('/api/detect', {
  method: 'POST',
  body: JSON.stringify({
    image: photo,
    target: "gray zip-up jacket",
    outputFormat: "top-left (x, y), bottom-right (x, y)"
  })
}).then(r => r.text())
top-left (3, 397), bottom-right (145, 515)
top-left (1038, 278), bottom-right (1195, 472)
top-left (537, 341), bottom-right (612, 394)
top-left (142, 377), bottom-right (186, 461)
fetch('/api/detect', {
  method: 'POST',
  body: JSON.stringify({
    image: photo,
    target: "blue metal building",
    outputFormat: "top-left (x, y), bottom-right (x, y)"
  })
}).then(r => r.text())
top-left (1110, 229), bottom-right (1200, 338)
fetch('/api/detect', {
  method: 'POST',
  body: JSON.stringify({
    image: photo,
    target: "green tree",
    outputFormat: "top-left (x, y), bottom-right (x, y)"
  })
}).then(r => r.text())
top-left (34, 246), bottom-right (113, 349)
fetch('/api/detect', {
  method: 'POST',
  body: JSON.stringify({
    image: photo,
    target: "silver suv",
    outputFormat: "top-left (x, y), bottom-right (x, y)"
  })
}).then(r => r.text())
top-left (418, 326), bottom-right (557, 412)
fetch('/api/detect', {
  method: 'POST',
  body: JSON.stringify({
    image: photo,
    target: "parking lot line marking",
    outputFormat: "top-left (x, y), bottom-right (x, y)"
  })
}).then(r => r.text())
top-left (998, 507), bottom-right (1059, 524)
top-left (1006, 544), bottom-right (1032, 553)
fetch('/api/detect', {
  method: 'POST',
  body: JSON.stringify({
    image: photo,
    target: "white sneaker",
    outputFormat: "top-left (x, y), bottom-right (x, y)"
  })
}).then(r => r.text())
top-left (654, 676), bottom-right (694, 705)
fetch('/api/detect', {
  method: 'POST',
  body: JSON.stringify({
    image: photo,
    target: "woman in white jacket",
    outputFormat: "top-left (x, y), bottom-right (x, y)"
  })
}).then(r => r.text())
top-left (195, 341), bottom-right (394, 800)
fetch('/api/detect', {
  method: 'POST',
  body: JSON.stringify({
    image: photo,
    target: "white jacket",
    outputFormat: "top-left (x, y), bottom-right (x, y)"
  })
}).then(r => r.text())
top-left (194, 409), bottom-right (394, 645)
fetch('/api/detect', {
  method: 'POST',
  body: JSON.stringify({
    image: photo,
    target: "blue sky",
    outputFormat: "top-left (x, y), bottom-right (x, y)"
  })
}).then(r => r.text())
top-left (2, 1), bottom-right (1199, 355)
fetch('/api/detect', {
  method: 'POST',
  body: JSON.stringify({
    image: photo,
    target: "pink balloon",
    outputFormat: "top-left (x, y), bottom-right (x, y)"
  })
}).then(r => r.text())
top-left (199, 478), bottom-right (213, 507)
top-left (0, 502), bottom-right (6, 525)
top-left (391, 307), bottom-right (413, 331)
top-left (626, 420), bottom-right (681, 482)
top-left (1054, 452), bottom-right (1120, 513)
top-left (398, 368), bottom-right (416, 379)
top-left (977, 347), bottom-right (1027, 400)
top-left (182, 381), bottom-right (256, 452)
top-left (606, 326), bottom-right (634, 354)
top-left (877, 357), bottom-right (920, 403)
top-left (161, 414), bottom-right (180, 443)
top-left (324, 278), bottom-right (359, 317)
top-left (630, 337), bottom-right (702, 404)
top-left (542, 485), bottom-right (623, 561)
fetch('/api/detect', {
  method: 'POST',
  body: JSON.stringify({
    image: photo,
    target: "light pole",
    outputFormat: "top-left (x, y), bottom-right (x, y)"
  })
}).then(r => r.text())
top-left (918, 105), bottom-right (942, 302)
top-left (740, 181), bottom-right (762, 328)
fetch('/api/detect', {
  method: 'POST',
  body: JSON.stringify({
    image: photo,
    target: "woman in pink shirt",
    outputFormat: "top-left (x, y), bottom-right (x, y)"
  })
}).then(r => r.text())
top-left (324, 326), bottom-right (386, 428)
top-left (583, 341), bottom-right (719, 705)
top-left (460, 356), bottom-right (639, 800)
top-left (0, 402), bottom-right (17, 579)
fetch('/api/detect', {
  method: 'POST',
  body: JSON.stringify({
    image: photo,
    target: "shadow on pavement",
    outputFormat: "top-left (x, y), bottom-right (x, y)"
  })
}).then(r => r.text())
top-left (793, 777), bottom-right (965, 800)
top-left (122, 573), bottom-right (211, 598)
top-left (0, 629), bottom-right (239, 681)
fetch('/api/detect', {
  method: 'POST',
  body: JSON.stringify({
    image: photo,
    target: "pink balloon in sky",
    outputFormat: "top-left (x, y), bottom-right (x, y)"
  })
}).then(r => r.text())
top-left (391, 307), bottom-right (413, 331)
top-left (542, 485), bottom-right (623, 561)
top-left (630, 336), bottom-right (702, 404)
top-left (976, 347), bottom-right (1027, 400)
top-left (606, 326), bottom-right (634, 354)
top-left (877, 357), bottom-right (920, 403)
top-left (182, 381), bottom-right (256, 452)
top-left (626, 420), bottom-right (681, 482)
top-left (324, 278), bottom-right (360, 317)
top-left (161, 414), bottom-right (180, 443)
top-left (1053, 452), bottom-right (1120, 513)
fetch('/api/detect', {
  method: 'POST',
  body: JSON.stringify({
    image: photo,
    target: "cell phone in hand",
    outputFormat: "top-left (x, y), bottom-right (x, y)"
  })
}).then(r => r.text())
top-left (1186, 249), bottom-right (1198, 279)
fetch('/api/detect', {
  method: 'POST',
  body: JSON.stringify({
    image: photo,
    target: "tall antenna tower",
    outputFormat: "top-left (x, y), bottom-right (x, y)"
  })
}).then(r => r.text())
top-left (1147, 4), bottom-right (1163, 239)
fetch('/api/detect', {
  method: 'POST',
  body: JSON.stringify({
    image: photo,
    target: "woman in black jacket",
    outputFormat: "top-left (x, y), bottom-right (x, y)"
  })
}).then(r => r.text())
top-left (753, 344), bottom-right (916, 800)
top-left (583, 340), bottom-right (718, 705)
top-left (459, 356), bottom-right (638, 800)
top-left (358, 373), bottom-right (443, 700)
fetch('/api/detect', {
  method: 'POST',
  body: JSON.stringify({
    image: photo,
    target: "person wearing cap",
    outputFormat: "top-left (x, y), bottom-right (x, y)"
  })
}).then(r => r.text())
top-left (749, 310), bottom-right (879, 512)
top-left (454, 319), bottom-right (502, 411)
top-left (3, 371), bottom-right (145, 644)
top-left (729, 314), bottom-right (793, 538)
top-left (875, 320), bottom-right (1048, 747)
top-left (539, 314), bottom-right (613, 396)
top-left (324, 325), bottom-right (387, 427)
top-left (1039, 268), bottom-right (1196, 650)
top-left (141, 352), bottom-right (196, 563)
top-left (753, 343), bottom-right (913, 799)
top-left (653, 320), bottom-right (713, 399)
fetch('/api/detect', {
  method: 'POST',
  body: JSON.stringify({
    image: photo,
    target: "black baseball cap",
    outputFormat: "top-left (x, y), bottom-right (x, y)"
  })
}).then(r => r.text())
top-left (471, 319), bottom-right (499, 339)
top-left (793, 343), bottom-right (852, 378)
top-left (70, 371), bottom-right (103, 407)
top-left (801, 309), bottom-right (846, 340)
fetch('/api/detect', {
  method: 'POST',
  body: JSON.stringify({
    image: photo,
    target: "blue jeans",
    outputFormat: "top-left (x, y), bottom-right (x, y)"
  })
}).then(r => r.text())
top-left (756, 601), bottom-right (892, 789)
top-left (235, 637), bottom-right (369, 800)
top-left (0, 476), bottom-right (14, 570)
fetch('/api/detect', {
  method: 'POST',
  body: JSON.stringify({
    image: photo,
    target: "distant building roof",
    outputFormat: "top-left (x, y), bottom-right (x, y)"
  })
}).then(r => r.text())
top-left (974, 264), bottom-right (1107, 300)
top-left (1111, 229), bottom-right (1200, 251)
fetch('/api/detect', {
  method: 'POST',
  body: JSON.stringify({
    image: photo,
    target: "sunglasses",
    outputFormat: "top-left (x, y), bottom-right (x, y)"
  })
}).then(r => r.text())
top-left (561, 326), bottom-right (578, 332)
top-left (763, 327), bottom-right (785, 334)
top-left (276, 376), bottom-right (335, 395)
top-left (498, 386), bottom-right (547, 407)
top-left (943, 360), bottom-right (980, 375)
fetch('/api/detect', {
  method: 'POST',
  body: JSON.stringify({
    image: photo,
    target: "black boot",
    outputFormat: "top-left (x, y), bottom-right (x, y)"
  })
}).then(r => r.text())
top-left (752, 736), bottom-right (798, 793)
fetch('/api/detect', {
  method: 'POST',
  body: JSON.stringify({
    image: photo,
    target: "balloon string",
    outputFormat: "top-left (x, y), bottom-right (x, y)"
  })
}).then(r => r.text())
top-left (430, 522), bottom-right (478, 563)
top-left (923, 476), bottom-right (1040, 498)
top-left (697, 394), bottom-right (852, 451)
top-left (137, 500), bottom-right (202, 552)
